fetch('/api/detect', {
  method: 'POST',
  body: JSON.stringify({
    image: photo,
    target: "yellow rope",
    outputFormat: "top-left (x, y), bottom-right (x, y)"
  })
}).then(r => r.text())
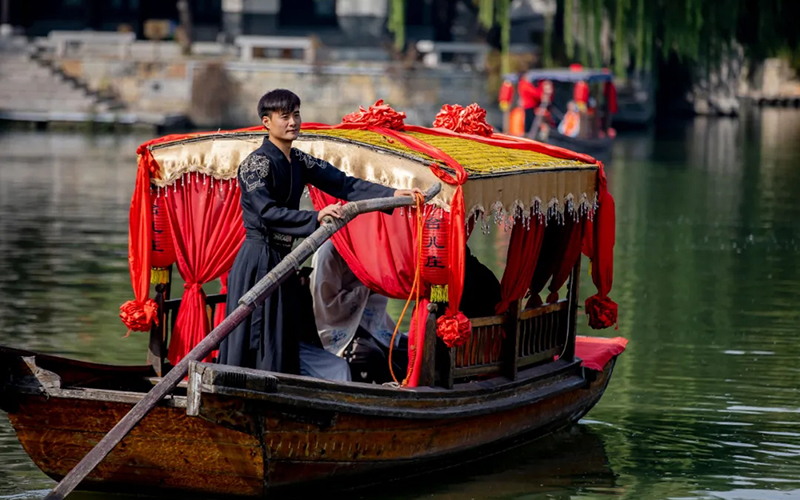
top-left (389, 193), bottom-right (424, 386)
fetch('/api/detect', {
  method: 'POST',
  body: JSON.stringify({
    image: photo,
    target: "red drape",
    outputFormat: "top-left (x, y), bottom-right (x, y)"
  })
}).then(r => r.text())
top-left (310, 188), bottom-right (436, 386)
top-left (495, 214), bottom-right (546, 314)
top-left (583, 165), bottom-right (618, 329)
top-left (163, 174), bottom-right (245, 365)
top-left (545, 216), bottom-right (585, 303)
top-left (604, 82), bottom-right (618, 114)
top-left (526, 223), bottom-right (562, 308)
top-left (310, 188), bottom-right (428, 299)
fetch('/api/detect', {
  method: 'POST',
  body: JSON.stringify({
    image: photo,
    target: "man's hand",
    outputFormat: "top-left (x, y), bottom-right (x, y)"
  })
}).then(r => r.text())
top-left (317, 202), bottom-right (344, 222)
top-left (394, 187), bottom-right (424, 199)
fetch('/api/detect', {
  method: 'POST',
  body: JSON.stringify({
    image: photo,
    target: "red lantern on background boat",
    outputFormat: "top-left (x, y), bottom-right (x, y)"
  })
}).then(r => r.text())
top-left (150, 190), bottom-right (176, 284)
top-left (421, 208), bottom-right (450, 303)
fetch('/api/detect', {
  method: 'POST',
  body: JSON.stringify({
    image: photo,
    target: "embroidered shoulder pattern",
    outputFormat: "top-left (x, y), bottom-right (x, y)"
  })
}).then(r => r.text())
top-left (293, 149), bottom-right (329, 170)
top-left (239, 153), bottom-right (270, 193)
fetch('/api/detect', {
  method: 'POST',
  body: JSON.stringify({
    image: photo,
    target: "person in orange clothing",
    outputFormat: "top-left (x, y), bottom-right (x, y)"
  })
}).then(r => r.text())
top-left (518, 74), bottom-right (543, 134)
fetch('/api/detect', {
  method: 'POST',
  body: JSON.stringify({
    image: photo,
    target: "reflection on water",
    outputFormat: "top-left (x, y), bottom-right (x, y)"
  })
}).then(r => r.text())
top-left (2, 109), bottom-right (800, 499)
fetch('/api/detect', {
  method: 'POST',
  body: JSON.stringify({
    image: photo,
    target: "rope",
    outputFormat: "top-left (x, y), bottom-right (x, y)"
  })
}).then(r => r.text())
top-left (389, 192), bottom-right (425, 385)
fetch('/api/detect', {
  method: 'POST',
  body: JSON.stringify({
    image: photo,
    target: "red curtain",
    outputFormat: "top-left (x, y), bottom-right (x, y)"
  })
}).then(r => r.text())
top-left (310, 188), bottom-right (435, 386)
top-left (495, 214), bottom-right (547, 314)
top-left (526, 223), bottom-right (562, 308)
top-left (583, 166), bottom-right (618, 329)
top-left (545, 215), bottom-right (585, 303)
top-left (163, 174), bottom-right (245, 365)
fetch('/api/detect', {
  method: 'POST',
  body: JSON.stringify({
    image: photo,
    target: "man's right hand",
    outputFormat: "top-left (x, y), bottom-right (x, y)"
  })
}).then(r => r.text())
top-left (317, 202), bottom-right (344, 222)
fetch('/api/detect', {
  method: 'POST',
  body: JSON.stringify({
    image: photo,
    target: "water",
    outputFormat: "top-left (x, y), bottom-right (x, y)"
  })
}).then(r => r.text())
top-left (2, 109), bottom-right (800, 499)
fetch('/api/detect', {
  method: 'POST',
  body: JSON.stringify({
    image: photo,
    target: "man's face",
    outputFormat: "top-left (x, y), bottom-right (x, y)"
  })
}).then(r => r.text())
top-left (262, 106), bottom-right (301, 142)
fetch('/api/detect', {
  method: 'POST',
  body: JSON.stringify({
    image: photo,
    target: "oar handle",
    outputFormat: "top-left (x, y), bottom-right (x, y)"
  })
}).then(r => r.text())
top-left (44, 182), bottom-right (441, 500)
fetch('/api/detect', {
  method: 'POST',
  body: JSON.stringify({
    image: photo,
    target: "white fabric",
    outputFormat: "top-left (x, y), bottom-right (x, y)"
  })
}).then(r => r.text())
top-left (311, 240), bottom-right (399, 356)
top-left (298, 342), bottom-right (352, 382)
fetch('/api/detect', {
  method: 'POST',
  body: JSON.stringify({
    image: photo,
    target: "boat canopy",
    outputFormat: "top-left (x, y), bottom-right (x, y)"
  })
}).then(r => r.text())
top-left (506, 69), bottom-right (614, 84)
top-left (120, 101), bottom-right (617, 387)
top-left (146, 127), bottom-right (600, 218)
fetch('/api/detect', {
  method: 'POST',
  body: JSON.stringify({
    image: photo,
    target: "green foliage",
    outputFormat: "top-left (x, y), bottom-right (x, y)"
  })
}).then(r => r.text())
top-left (387, 0), bottom-right (405, 51)
top-left (554, 0), bottom-right (800, 75)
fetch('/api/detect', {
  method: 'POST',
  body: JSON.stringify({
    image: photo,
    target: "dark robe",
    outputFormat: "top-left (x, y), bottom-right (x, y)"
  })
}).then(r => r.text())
top-left (218, 138), bottom-right (396, 373)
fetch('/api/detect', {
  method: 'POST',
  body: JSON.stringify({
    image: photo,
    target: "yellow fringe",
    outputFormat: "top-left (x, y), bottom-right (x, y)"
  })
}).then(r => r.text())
top-left (150, 267), bottom-right (170, 284)
top-left (430, 284), bottom-right (449, 303)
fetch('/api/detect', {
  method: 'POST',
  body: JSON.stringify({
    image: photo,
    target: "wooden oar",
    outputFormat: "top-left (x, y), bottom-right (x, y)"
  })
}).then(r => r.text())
top-left (44, 183), bottom-right (441, 500)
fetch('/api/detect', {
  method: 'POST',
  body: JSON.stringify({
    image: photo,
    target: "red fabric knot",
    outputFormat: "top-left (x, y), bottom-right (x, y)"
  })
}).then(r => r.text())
top-left (436, 312), bottom-right (472, 348)
top-left (433, 103), bottom-right (494, 137)
top-left (585, 294), bottom-right (618, 330)
top-left (183, 282), bottom-right (202, 291)
top-left (546, 291), bottom-right (559, 303)
top-left (341, 99), bottom-right (406, 130)
top-left (119, 298), bottom-right (159, 332)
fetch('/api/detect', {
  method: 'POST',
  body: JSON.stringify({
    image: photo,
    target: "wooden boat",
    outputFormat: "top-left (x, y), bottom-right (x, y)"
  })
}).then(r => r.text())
top-left (502, 67), bottom-right (618, 158)
top-left (0, 112), bottom-right (625, 497)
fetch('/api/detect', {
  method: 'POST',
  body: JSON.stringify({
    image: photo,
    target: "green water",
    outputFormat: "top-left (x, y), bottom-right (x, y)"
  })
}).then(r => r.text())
top-left (1, 109), bottom-right (800, 499)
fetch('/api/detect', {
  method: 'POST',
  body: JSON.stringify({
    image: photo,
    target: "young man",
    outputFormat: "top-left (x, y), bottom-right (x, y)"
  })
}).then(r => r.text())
top-left (217, 89), bottom-right (421, 374)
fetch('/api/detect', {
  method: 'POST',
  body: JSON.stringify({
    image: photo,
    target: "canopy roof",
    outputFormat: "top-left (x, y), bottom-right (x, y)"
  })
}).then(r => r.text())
top-left (145, 127), bottom-right (599, 216)
top-left (506, 69), bottom-right (614, 84)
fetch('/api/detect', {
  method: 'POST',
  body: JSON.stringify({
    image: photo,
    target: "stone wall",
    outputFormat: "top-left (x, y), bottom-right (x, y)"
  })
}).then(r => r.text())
top-left (54, 54), bottom-right (498, 129)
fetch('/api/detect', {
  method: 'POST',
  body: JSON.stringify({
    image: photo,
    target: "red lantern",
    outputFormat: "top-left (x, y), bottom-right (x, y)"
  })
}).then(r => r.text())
top-left (421, 208), bottom-right (450, 303)
top-left (150, 189), bottom-right (176, 283)
top-left (498, 80), bottom-right (514, 112)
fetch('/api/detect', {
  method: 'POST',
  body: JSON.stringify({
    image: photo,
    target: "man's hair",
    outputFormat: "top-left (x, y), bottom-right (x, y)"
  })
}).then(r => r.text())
top-left (257, 89), bottom-right (301, 119)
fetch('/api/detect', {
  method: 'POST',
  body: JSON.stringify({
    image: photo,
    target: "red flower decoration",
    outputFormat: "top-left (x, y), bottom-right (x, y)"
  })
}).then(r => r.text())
top-left (436, 311), bottom-right (472, 347)
top-left (341, 99), bottom-right (406, 130)
top-left (585, 294), bottom-right (618, 329)
top-left (433, 103), bottom-right (494, 137)
top-left (120, 298), bottom-right (160, 333)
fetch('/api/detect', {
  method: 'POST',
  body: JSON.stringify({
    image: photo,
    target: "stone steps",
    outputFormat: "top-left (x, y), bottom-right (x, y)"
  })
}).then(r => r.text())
top-left (0, 53), bottom-right (122, 114)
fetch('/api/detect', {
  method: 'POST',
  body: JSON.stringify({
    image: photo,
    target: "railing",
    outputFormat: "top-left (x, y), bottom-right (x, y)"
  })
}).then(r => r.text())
top-left (423, 259), bottom-right (581, 388)
top-left (234, 35), bottom-right (317, 64)
top-left (147, 259), bottom-right (581, 384)
top-left (147, 279), bottom-right (226, 376)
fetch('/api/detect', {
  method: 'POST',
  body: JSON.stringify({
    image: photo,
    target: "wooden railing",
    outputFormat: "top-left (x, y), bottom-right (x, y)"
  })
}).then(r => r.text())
top-left (147, 278), bottom-right (226, 377)
top-left (423, 259), bottom-right (581, 388)
top-left (147, 260), bottom-right (581, 385)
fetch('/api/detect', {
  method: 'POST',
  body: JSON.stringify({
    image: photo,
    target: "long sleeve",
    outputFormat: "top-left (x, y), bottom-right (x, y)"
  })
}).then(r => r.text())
top-left (311, 240), bottom-right (370, 354)
top-left (239, 153), bottom-right (319, 237)
top-left (297, 150), bottom-right (396, 202)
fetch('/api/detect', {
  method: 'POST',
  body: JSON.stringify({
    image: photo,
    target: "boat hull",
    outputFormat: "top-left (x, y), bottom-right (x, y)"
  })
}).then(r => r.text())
top-left (545, 130), bottom-right (613, 159)
top-left (0, 347), bottom-right (616, 497)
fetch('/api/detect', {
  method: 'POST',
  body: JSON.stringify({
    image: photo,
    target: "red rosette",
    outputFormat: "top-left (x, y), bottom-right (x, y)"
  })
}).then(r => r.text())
top-left (436, 311), bottom-right (472, 347)
top-left (432, 103), bottom-right (493, 137)
top-left (432, 104), bottom-right (464, 130)
top-left (341, 99), bottom-right (406, 130)
top-left (119, 298), bottom-right (159, 333)
top-left (585, 294), bottom-right (618, 329)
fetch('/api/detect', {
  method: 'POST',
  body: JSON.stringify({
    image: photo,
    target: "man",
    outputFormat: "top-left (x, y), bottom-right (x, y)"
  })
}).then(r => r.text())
top-left (218, 89), bottom-right (421, 373)
top-left (310, 240), bottom-right (407, 383)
